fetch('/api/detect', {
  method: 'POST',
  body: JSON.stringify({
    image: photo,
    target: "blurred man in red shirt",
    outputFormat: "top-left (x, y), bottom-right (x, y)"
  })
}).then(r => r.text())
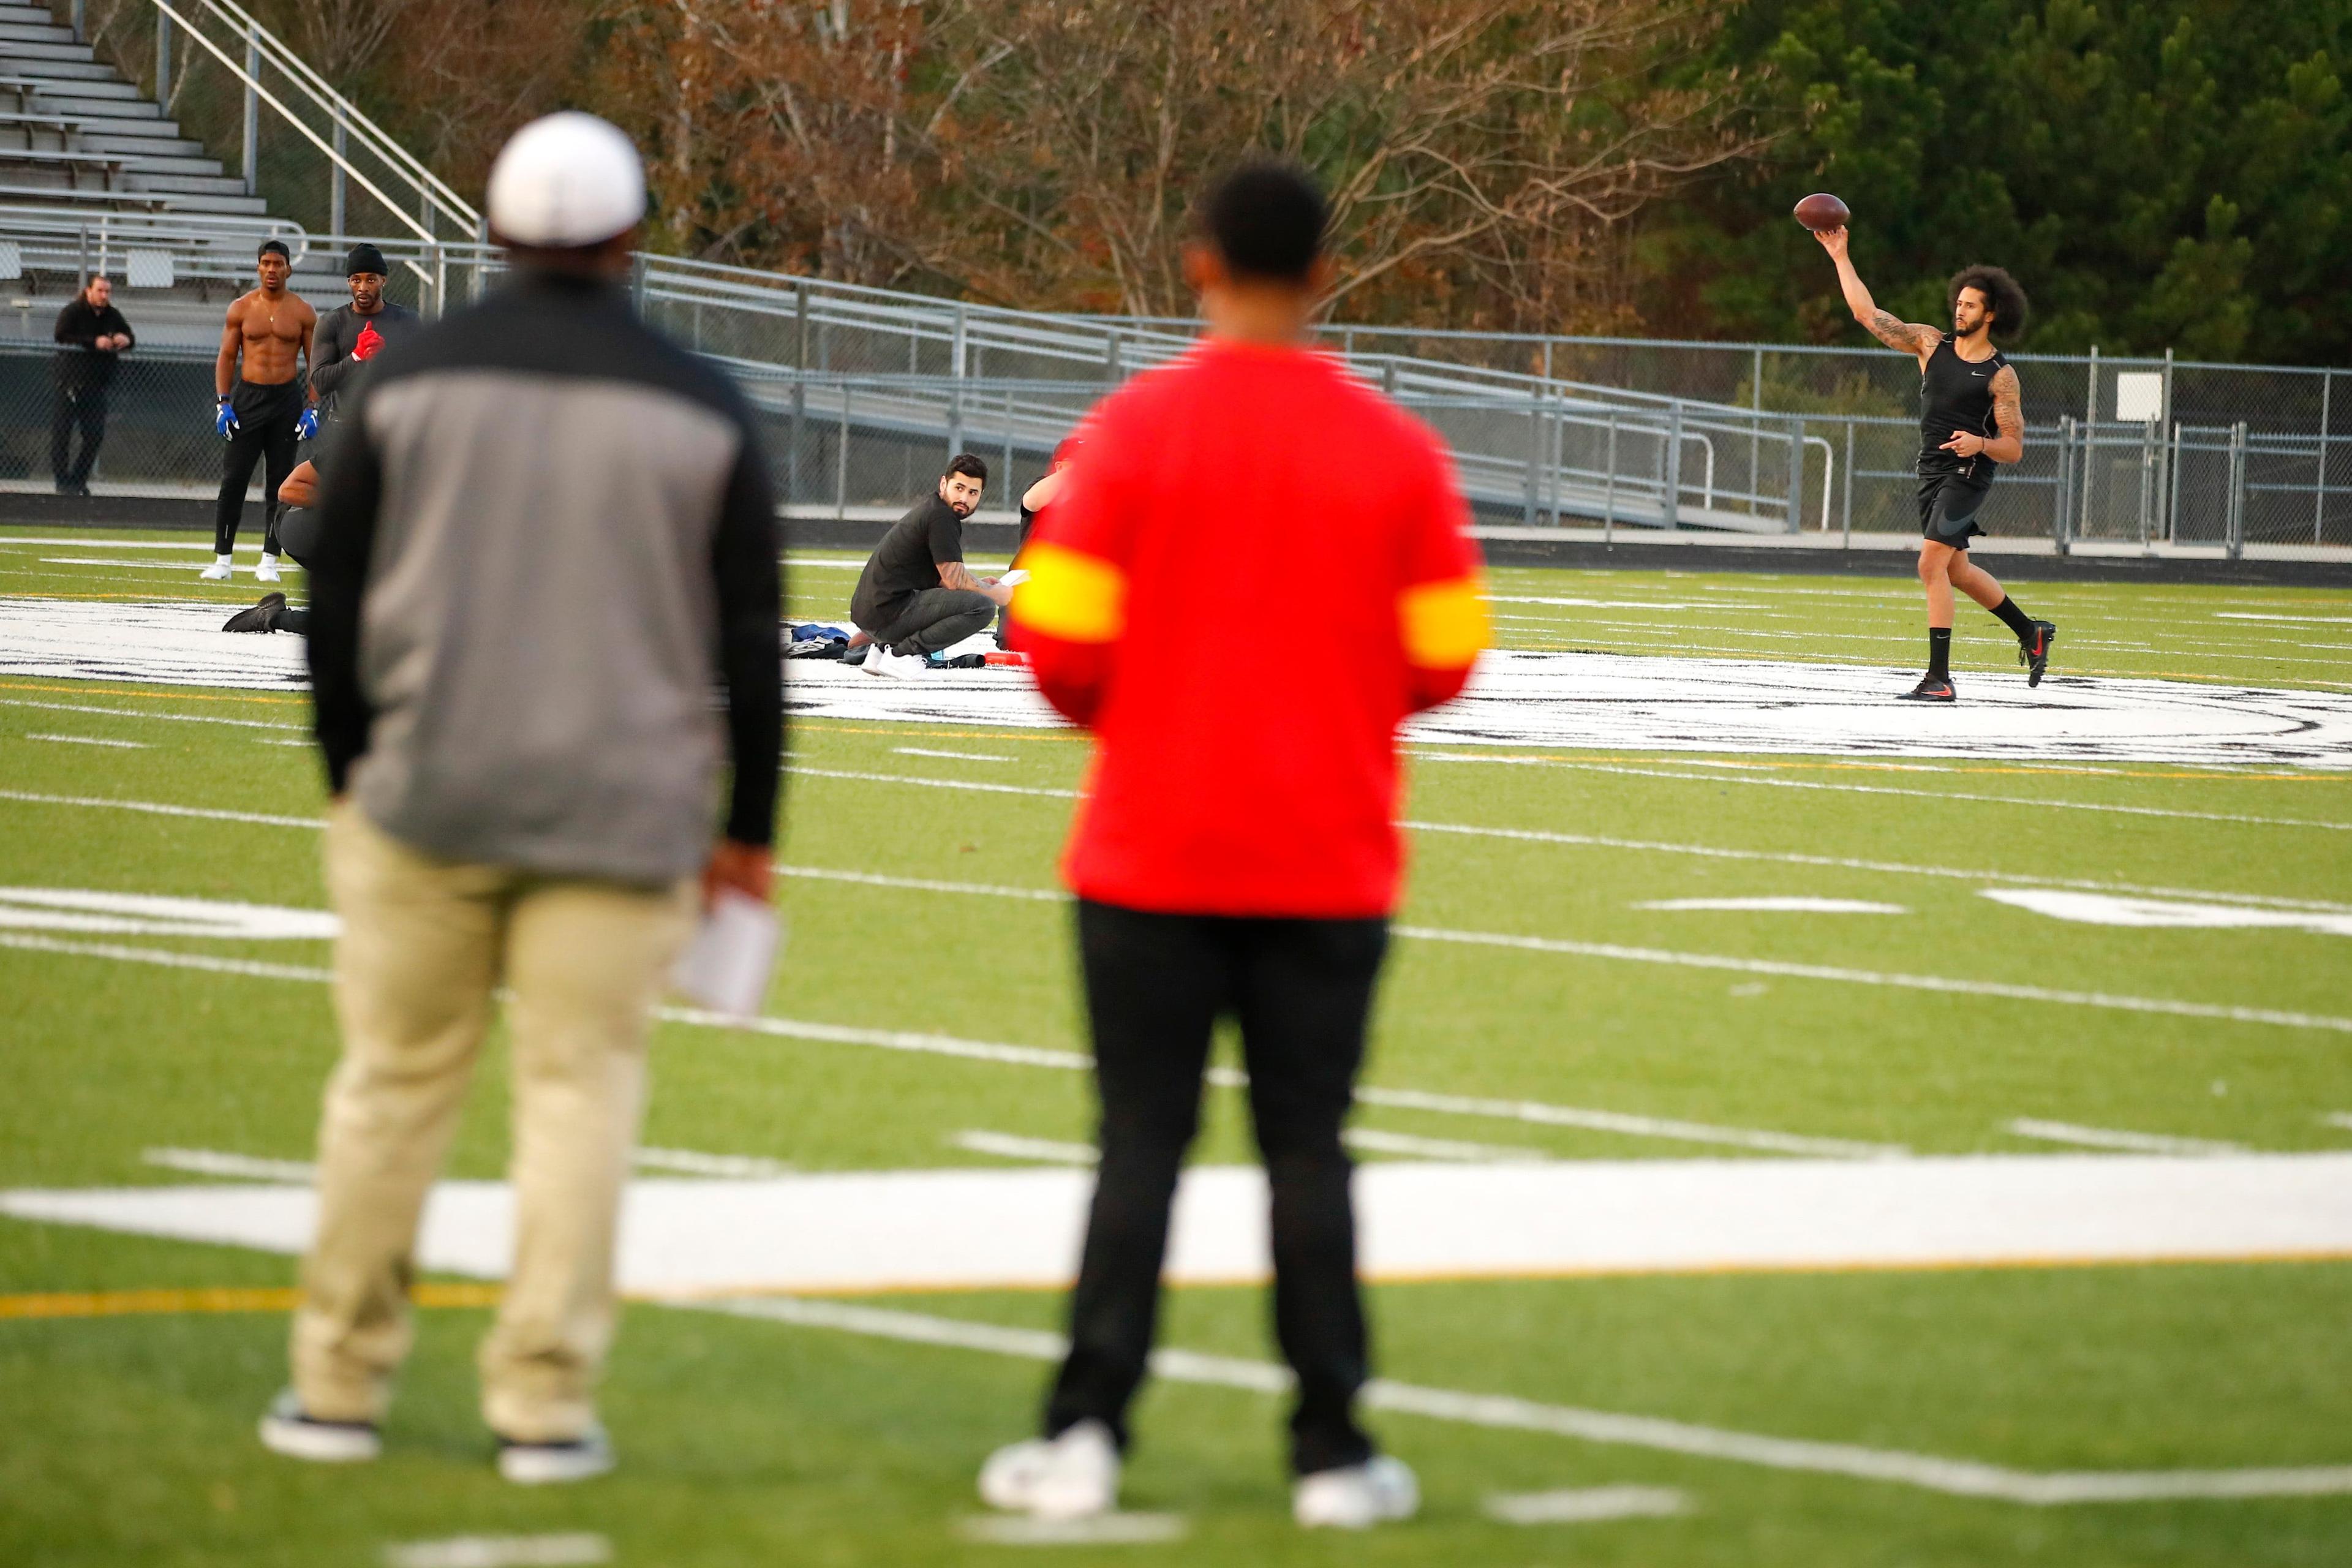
top-left (979, 161), bottom-right (1487, 1529)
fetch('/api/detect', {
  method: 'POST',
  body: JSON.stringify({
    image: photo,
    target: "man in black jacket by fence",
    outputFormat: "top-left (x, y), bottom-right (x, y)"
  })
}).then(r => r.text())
top-left (51, 274), bottom-right (134, 494)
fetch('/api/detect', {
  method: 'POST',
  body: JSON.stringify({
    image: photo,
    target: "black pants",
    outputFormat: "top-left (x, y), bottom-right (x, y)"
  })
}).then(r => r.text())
top-left (995, 509), bottom-right (1037, 641)
top-left (865, 586), bottom-right (996, 655)
top-left (51, 382), bottom-right (106, 488)
top-left (214, 379), bottom-right (303, 557)
top-left (1046, 900), bottom-right (1389, 1477)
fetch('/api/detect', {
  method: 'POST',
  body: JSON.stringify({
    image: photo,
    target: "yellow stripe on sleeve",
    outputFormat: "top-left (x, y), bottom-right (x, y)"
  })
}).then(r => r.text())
top-left (1010, 541), bottom-right (1126, 644)
top-left (1400, 575), bottom-right (1490, 667)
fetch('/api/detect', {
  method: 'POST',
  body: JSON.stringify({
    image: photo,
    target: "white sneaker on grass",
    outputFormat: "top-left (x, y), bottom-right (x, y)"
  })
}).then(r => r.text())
top-left (254, 553), bottom-right (281, 583)
top-left (257, 1389), bottom-right (381, 1463)
top-left (497, 1423), bottom-right (616, 1485)
top-left (978, 1419), bottom-right (1120, 1519)
top-left (1294, 1454), bottom-right (1419, 1529)
top-left (862, 643), bottom-right (928, 680)
top-left (200, 554), bottom-right (233, 581)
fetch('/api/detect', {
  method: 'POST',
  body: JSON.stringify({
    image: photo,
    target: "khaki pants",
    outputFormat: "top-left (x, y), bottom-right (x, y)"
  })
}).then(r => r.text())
top-left (292, 805), bottom-right (695, 1441)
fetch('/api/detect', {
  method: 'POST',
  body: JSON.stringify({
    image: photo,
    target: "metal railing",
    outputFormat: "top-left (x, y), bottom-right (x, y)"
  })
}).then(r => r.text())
top-left (4, 219), bottom-right (2345, 552)
top-left (56, 0), bottom-right (480, 243)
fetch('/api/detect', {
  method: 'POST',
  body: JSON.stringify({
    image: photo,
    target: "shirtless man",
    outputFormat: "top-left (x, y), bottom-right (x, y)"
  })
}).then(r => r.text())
top-left (203, 239), bottom-right (317, 582)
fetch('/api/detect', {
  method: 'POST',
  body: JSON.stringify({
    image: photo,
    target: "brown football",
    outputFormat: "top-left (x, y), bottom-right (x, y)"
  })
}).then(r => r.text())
top-left (1793, 192), bottom-right (1850, 232)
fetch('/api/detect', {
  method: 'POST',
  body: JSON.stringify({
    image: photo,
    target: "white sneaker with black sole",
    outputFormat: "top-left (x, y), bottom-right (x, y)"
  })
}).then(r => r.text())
top-left (200, 554), bottom-right (234, 581)
top-left (978, 1419), bottom-right (1120, 1520)
top-left (257, 1389), bottom-right (381, 1463)
top-left (1294, 1455), bottom-right (1419, 1529)
top-left (497, 1423), bottom-right (616, 1485)
top-left (862, 643), bottom-right (929, 680)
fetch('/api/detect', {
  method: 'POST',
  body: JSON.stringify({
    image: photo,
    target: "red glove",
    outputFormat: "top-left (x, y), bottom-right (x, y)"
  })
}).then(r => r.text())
top-left (350, 320), bottom-right (383, 363)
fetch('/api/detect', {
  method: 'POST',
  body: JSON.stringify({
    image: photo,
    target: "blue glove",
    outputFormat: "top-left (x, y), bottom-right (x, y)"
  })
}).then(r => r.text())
top-left (294, 405), bottom-right (318, 442)
top-left (214, 398), bottom-right (238, 440)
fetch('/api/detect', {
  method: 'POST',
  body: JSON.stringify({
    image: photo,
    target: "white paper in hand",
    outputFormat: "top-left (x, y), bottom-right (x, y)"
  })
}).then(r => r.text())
top-left (997, 568), bottom-right (1031, 586)
top-left (669, 889), bottom-right (782, 1018)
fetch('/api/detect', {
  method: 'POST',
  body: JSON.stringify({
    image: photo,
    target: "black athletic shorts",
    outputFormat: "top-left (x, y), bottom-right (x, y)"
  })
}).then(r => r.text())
top-left (1917, 466), bottom-right (1992, 548)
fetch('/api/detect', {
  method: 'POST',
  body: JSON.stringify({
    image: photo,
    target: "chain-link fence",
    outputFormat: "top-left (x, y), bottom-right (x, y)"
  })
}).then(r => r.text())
top-left (7, 235), bottom-right (2346, 554)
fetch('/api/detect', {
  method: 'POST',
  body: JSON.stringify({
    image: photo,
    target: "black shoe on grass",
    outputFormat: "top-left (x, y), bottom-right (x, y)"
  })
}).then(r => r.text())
top-left (222, 592), bottom-right (287, 633)
top-left (2019, 620), bottom-right (2057, 687)
top-left (1898, 675), bottom-right (1956, 703)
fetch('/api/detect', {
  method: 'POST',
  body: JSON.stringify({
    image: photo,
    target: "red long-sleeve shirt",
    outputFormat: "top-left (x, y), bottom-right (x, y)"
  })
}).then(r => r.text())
top-left (1009, 338), bottom-right (1487, 918)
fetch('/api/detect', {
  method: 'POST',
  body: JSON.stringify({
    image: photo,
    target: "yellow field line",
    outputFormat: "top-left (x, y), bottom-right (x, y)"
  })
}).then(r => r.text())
top-left (13, 1246), bottom-right (2352, 1324)
top-left (0, 1284), bottom-right (499, 1320)
top-left (0, 679), bottom-right (304, 707)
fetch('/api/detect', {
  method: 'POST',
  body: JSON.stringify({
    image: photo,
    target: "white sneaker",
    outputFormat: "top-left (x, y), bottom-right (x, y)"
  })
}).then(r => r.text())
top-left (978, 1420), bottom-right (1120, 1520)
top-left (1294, 1455), bottom-right (1419, 1529)
top-left (257, 1389), bottom-right (381, 1463)
top-left (863, 643), bottom-right (928, 680)
top-left (254, 553), bottom-right (281, 583)
top-left (200, 554), bottom-right (233, 581)
top-left (496, 1423), bottom-right (615, 1485)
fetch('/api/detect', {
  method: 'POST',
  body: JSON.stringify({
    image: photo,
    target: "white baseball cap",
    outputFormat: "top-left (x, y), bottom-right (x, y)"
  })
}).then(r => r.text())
top-left (486, 112), bottom-right (646, 248)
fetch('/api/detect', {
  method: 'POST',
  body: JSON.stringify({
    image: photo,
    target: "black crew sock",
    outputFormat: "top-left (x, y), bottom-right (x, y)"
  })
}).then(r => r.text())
top-left (1989, 595), bottom-right (2037, 642)
top-left (1926, 627), bottom-right (1953, 680)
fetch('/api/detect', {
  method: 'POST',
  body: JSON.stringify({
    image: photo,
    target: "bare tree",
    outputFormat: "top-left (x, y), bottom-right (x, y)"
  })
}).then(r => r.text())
top-left (903, 0), bottom-right (1761, 328)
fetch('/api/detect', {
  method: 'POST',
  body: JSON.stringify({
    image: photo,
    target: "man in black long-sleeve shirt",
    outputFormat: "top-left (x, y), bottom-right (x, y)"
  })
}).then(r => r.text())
top-left (258, 113), bottom-right (782, 1487)
top-left (309, 243), bottom-right (420, 426)
top-left (51, 274), bottom-right (134, 494)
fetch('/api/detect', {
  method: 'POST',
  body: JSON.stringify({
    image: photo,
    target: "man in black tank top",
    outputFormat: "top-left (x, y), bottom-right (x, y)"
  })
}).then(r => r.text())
top-left (1817, 228), bottom-right (2057, 699)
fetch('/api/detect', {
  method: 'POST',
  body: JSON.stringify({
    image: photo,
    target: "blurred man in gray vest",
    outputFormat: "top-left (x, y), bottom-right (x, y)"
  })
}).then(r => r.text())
top-left (258, 112), bottom-right (782, 1485)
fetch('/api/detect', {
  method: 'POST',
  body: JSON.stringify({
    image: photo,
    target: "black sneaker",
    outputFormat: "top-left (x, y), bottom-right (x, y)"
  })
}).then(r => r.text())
top-left (258, 1389), bottom-right (381, 1462)
top-left (497, 1423), bottom-right (616, 1485)
top-left (222, 592), bottom-right (288, 633)
top-left (1898, 675), bottom-right (1956, 703)
top-left (2019, 620), bottom-right (2057, 687)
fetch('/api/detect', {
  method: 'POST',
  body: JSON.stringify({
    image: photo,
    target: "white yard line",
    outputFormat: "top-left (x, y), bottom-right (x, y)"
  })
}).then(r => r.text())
top-left (893, 747), bottom-right (1016, 763)
top-left (633, 1147), bottom-right (794, 1178)
top-left (951, 1130), bottom-right (1096, 1165)
top-left (382, 1535), bottom-right (611, 1568)
top-left (695, 1295), bottom-right (2352, 1506)
top-left (1395, 924), bottom-right (2352, 1036)
top-left (2324, 1113), bottom-right (2352, 1133)
top-left (0, 933), bottom-right (1899, 1158)
top-left (786, 765), bottom-right (1079, 800)
top-left (145, 1147), bottom-right (315, 1182)
top-left (956, 1515), bottom-right (1188, 1545)
top-left (778, 865), bottom-right (1065, 902)
top-left (147, 1144), bottom-right (792, 1182)
top-left (1343, 1085), bottom-right (1901, 1159)
top-left (1485, 1485), bottom-right (1693, 1524)
top-left (24, 733), bottom-right (148, 748)
top-left (1344, 1128), bottom-right (1535, 1162)
top-left (12, 779), bottom-right (2337, 916)
top-left (2004, 1120), bottom-right (2243, 1156)
top-left (0, 697), bottom-right (305, 732)
top-left (1419, 755), bottom-right (2352, 832)
top-left (1403, 819), bottom-right (2352, 914)
top-left (0, 790), bottom-right (318, 829)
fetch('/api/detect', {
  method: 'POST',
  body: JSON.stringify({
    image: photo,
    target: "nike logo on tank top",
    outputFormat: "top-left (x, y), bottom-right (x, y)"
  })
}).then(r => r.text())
top-left (1918, 334), bottom-right (2007, 478)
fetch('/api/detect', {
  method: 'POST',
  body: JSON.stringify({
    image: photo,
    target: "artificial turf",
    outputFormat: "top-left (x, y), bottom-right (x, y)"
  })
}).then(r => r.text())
top-left (1, 529), bottom-right (2348, 1566)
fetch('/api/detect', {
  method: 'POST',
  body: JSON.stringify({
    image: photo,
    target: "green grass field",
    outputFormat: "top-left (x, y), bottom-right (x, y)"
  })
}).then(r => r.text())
top-left (3, 529), bottom-right (2350, 1566)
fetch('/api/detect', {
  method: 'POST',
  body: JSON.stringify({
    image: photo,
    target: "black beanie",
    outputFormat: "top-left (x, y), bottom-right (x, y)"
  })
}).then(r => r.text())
top-left (345, 243), bottom-right (388, 277)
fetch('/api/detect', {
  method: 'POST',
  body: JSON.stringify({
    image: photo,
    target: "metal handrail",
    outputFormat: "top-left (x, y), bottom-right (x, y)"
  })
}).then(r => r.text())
top-left (137, 0), bottom-right (477, 236)
top-left (142, 0), bottom-right (438, 243)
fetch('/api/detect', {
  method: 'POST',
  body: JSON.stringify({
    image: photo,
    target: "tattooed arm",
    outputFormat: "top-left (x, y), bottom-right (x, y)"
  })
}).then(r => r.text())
top-left (1941, 364), bottom-right (2026, 464)
top-left (1814, 227), bottom-right (1939, 366)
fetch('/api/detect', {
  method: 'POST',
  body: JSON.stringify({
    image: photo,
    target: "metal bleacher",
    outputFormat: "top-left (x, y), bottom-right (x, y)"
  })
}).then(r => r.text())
top-left (0, 10), bottom-right (264, 219)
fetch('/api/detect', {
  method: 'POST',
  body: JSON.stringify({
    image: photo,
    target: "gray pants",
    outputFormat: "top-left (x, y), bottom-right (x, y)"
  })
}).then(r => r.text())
top-left (865, 587), bottom-right (995, 655)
